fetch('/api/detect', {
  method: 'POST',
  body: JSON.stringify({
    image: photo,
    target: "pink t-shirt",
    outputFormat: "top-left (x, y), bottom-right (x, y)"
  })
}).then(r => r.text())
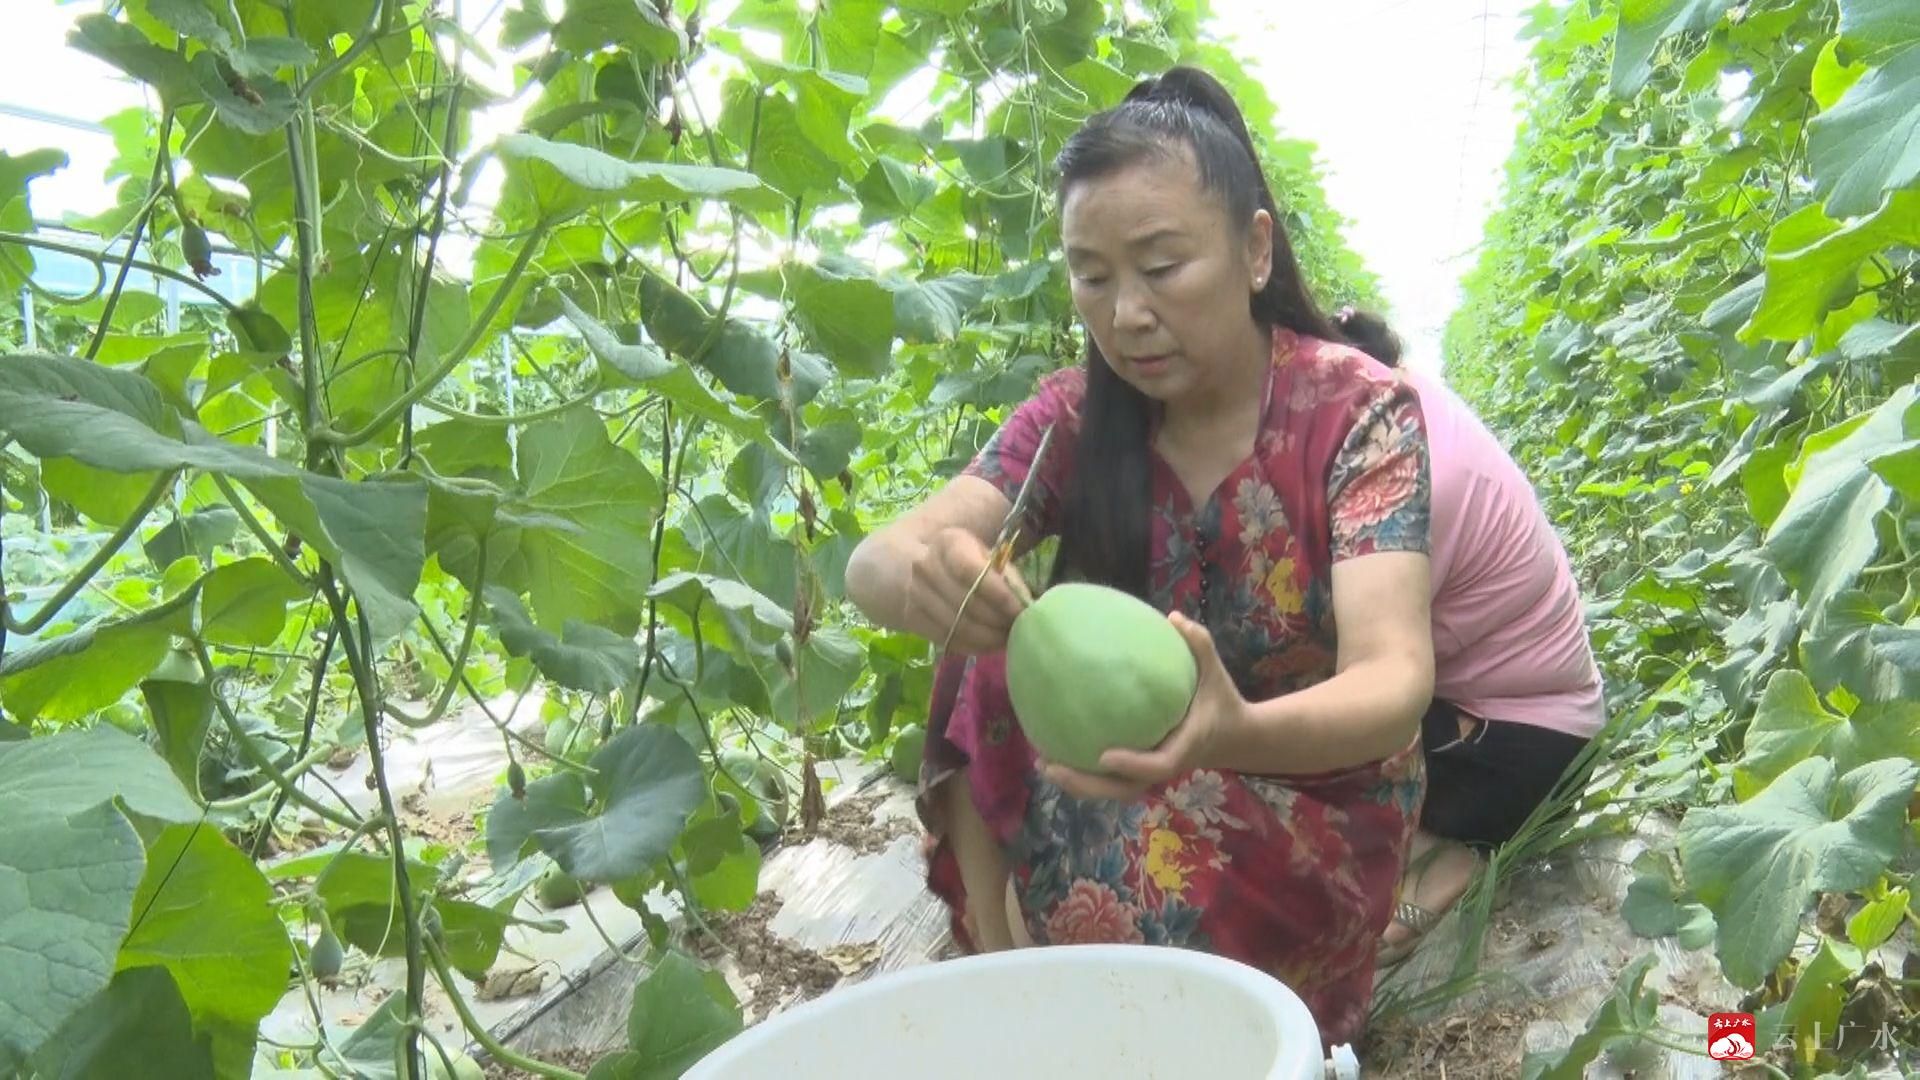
top-left (1404, 369), bottom-right (1606, 739)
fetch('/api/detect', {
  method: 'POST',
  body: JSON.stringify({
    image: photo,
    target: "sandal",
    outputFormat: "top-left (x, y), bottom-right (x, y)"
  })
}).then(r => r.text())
top-left (1377, 900), bottom-right (1444, 965)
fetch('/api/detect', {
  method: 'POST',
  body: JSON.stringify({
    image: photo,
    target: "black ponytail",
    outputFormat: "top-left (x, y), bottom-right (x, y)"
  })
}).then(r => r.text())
top-left (1045, 66), bottom-right (1401, 598)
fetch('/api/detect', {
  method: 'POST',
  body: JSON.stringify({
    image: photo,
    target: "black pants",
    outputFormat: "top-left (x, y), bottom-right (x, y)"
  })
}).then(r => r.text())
top-left (1417, 698), bottom-right (1593, 848)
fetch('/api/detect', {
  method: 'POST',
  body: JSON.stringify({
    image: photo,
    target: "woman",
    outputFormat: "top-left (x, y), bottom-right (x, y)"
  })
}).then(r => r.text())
top-left (845, 66), bottom-right (1435, 1049)
top-left (1329, 310), bottom-right (1605, 963)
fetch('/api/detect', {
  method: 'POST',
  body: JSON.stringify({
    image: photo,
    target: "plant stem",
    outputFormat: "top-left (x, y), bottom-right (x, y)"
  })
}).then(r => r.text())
top-left (86, 108), bottom-right (175, 359)
top-left (318, 572), bottom-right (426, 1080)
top-left (423, 937), bottom-right (585, 1080)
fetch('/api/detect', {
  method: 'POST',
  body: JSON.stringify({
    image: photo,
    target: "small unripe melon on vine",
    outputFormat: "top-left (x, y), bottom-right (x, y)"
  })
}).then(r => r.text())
top-left (1005, 583), bottom-right (1197, 774)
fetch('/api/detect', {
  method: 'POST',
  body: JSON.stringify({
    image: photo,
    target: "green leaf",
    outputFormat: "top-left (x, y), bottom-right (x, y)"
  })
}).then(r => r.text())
top-left (854, 157), bottom-right (935, 224)
top-left (1734, 669), bottom-right (1920, 795)
top-left (489, 410), bottom-right (660, 635)
top-left (140, 674), bottom-right (213, 801)
top-left (637, 270), bottom-right (828, 406)
top-left (892, 273), bottom-right (990, 343)
top-left (647, 571), bottom-right (793, 654)
top-left (485, 771), bottom-right (588, 870)
top-left (1777, 936), bottom-right (1861, 1064)
top-left (0, 727), bottom-right (200, 1072)
top-left (683, 814), bottom-right (761, 913)
top-left (1849, 886), bottom-right (1909, 949)
top-left (1802, 590), bottom-right (1920, 704)
top-left (533, 724), bottom-right (705, 882)
top-left (0, 801), bottom-right (147, 1075)
top-left (1678, 755), bottom-right (1919, 987)
top-left (1839, 0), bottom-right (1920, 50)
top-left (557, 293), bottom-right (675, 382)
top-left (144, 508), bottom-right (242, 569)
top-left (1807, 42), bottom-right (1920, 219)
top-left (789, 259), bottom-right (896, 378)
top-left (69, 14), bottom-right (199, 107)
top-left (28, 966), bottom-right (217, 1080)
top-left (189, 52), bottom-right (296, 135)
top-left (1520, 954), bottom-right (1660, 1079)
top-left (482, 585), bottom-right (640, 695)
top-left (1762, 384), bottom-right (1919, 612)
top-left (495, 133), bottom-right (779, 221)
top-left (1620, 854), bottom-right (1717, 949)
top-left (621, 951), bottom-right (744, 1079)
top-left (146, 0), bottom-right (232, 48)
top-left (550, 0), bottom-right (682, 59)
top-left (43, 458), bottom-right (161, 529)
top-left (116, 825), bottom-right (293, 1078)
top-left (1872, 438), bottom-right (1920, 499)
top-left (227, 36), bottom-right (318, 78)
top-left (199, 557), bottom-right (307, 647)
top-left (1743, 191), bottom-right (1920, 342)
top-left (0, 585), bottom-right (196, 724)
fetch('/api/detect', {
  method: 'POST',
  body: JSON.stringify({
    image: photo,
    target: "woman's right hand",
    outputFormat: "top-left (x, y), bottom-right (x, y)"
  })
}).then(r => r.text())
top-left (906, 526), bottom-right (1031, 655)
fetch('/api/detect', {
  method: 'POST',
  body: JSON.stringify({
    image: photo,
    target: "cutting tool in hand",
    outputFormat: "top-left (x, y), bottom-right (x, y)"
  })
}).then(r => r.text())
top-left (939, 422), bottom-right (1056, 652)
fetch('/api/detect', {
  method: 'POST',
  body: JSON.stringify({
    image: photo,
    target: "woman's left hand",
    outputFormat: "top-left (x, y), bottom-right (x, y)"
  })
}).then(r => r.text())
top-left (1040, 611), bottom-right (1252, 801)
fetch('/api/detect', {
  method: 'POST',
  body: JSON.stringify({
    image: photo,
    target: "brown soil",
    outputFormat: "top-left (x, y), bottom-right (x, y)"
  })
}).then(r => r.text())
top-left (786, 790), bottom-right (919, 855)
top-left (1360, 1003), bottom-right (1548, 1079)
top-left (694, 891), bottom-right (843, 1005)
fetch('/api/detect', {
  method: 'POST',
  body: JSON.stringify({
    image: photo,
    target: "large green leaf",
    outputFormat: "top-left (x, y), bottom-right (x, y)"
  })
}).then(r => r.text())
top-left (1762, 384), bottom-right (1919, 612)
top-left (198, 557), bottom-right (308, 647)
top-left (494, 410), bottom-right (660, 635)
top-left (788, 259), bottom-right (896, 378)
top-left (482, 585), bottom-right (640, 695)
top-left (0, 353), bottom-right (427, 643)
top-left (494, 133), bottom-right (780, 222)
top-left (532, 724), bottom-right (704, 883)
top-left (549, 0), bottom-right (682, 58)
top-left (140, 674), bottom-right (213, 801)
top-left (28, 966), bottom-right (216, 1080)
top-left (116, 824), bottom-right (292, 1078)
top-left (68, 14), bottom-right (200, 108)
top-left (647, 571), bottom-right (793, 655)
top-left (486, 771), bottom-right (589, 870)
top-left (892, 273), bottom-right (990, 343)
top-left (557, 293), bottom-right (675, 382)
top-left (1743, 191), bottom-right (1920, 342)
top-left (1678, 755), bottom-right (1919, 987)
top-left (1610, 0), bottom-right (1738, 96)
top-left (143, 508), bottom-right (243, 570)
top-left (637, 270), bottom-right (829, 406)
top-left (1807, 42), bottom-right (1920, 219)
top-left (589, 951), bottom-right (743, 1080)
top-left (0, 727), bottom-right (200, 1072)
top-left (1734, 669), bottom-right (1920, 795)
top-left (1802, 590), bottom-right (1920, 704)
top-left (1839, 0), bottom-right (1920, 50)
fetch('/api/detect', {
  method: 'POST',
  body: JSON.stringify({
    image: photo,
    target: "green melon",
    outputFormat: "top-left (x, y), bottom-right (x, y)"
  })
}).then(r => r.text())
top-left (1005, 583), bottom-right (1197, 774)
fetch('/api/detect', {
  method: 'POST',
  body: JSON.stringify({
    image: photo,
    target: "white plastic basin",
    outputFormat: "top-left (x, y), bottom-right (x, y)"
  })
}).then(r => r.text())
top-left (682, 944), bottom-right (1327, 1079)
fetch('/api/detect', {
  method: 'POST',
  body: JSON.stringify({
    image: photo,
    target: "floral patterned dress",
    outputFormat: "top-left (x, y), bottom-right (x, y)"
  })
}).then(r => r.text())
top-left (916, 328), bottom-right (1433, 1052)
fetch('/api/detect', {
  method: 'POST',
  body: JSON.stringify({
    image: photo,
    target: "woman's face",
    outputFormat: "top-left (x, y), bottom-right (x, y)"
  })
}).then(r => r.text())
top-left (1061, 149), bottom-right (1273, 409)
